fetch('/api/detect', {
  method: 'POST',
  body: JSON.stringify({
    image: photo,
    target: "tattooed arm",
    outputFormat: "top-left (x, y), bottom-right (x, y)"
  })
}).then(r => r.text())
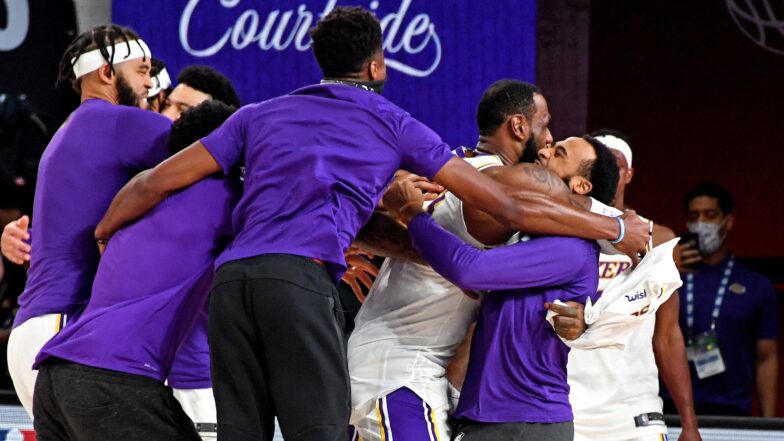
top-left (464, 163), bottom-right (591, 244)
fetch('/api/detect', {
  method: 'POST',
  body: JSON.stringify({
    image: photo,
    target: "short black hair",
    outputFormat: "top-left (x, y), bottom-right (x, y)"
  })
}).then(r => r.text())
top-left (590, 128), bottom-right (632, 147)
top-left (476, 80), bottom-right (541, 137)
top-left (58, 24), bottom-right (144, 93)
top-left (580, 135), bottom-right (620, 205)
top-left (684, 182), bottom-right (734, 215)
top-left (177, 65), bottom-right (241, 108)
top-left (309, 6), bottom-right (383, 77)
top-left (167, 100), bottom-right (236, 155)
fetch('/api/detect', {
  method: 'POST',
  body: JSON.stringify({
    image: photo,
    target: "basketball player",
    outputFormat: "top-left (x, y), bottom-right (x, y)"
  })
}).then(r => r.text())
top-left (348, 79), bottom-right (558, 440)
top-left (144, 58), bottom-right (172, 112)
top-left (568, 130), bottom-right (701, 441)
top-left (2, 63), bottom-right (241, 439)
top-left (140, 63), bottom-right (240, 441)
top-left (33, 100), bottom-right (238, 441)
top-left (2, 25), bottom-right (170, 419)
top-left (94, 8), bottom-right (649, 439)
top-left (161, 65), bottom-right (240, 121)
top-left (380, 136), bottom-right (620, 440)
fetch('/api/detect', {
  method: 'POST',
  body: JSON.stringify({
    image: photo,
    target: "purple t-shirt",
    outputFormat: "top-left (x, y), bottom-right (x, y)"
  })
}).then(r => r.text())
top-left (15, 99), bottom-right (171, 327)
top-left (668, 255), bottom-right (779, 413)
top-left (408, 213), bottom-right (600, 423)
top-left (167, 301), bottom-right (210, 389)
top-left (200, 83), bottom-right (453, 279)
top-left (36, 177), bottom-right (240, 382)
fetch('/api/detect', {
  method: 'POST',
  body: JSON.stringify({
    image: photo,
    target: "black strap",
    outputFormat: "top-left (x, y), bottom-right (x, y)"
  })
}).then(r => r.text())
top-left (634, 412), bottom-right (666, 427)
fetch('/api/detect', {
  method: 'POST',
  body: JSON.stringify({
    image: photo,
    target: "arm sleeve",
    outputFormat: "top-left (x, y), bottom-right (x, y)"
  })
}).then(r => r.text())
top-left (115, 108), bottom-right (172, 170)
top-left (757, 278), bottom-right (779, 340)
top-left (408, 212), bottom-right (594, 291)
top-left (397, 115), bottom-right (454, 179)
top-left (200, 105), bottom-right (250, 175)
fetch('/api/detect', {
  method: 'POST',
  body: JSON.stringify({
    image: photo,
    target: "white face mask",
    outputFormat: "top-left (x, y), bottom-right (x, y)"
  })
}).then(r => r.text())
top-left (687, 218), bottom-right (728, 256)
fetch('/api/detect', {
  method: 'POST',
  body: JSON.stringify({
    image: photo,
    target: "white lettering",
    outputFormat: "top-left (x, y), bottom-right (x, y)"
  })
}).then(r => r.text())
top-left (232, 10), bottom-right (259, 49)
top-left (0, 0), bottom-right (29, 51)
top-left (178, 0), bottom-right (442, 77)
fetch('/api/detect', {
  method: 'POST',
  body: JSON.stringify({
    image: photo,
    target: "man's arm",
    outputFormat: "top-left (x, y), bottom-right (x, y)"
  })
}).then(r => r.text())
top-left (756, 339), bottom-right (778, 417)
top-left (94, 142), bottom-right (222, 241)
top-left (355, 212), bottom-right (424, 264)
top-left (432, 157), bottom-right (649, 258)
top-left (653, 292), bottom-right (701, 440)
top-left (406, 211), bottom-right (593, 292)
top-left (464, 164), bottom-right (592, 245)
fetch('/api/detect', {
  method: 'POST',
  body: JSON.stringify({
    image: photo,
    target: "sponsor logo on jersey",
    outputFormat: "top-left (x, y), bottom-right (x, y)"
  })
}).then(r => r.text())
top-left (625, 289), bottom-right (647, 302)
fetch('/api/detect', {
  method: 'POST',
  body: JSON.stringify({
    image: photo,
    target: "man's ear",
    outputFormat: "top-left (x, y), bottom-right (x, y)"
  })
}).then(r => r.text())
top-left (96, 63), bottom-right (115, 84)
top-left (368, 59), bottom-right (380, 81)
top-left (570, 176), bottom-right (593, 196)
top-left (510, 115), bottom-right (528, 142)
top-left (625, 167), bottom-right (635, 185)
top-left (724, 213), bottom-right (735, 233)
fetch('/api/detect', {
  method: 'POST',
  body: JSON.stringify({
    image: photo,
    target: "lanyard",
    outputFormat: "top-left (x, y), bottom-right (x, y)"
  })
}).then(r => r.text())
top-left (685, 256), bottom-right (734, 340)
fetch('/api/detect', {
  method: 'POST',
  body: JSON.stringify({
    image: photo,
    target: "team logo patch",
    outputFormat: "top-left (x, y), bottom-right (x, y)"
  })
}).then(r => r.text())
top-left (729, 283), bottom-right (746, 294)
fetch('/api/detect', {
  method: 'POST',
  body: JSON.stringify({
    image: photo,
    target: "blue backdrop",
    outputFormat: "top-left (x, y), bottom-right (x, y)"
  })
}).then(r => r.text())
top-left (113, 0), bottom-right (537, 147)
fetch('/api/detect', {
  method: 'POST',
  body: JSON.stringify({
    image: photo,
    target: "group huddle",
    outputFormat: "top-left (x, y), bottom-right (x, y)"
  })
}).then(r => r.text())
top-left (0, 6), bottom-right (703, 441)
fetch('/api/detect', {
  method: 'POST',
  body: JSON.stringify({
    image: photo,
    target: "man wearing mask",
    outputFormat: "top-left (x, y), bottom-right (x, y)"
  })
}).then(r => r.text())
top-left (667, 182), bottom-right (778, 416)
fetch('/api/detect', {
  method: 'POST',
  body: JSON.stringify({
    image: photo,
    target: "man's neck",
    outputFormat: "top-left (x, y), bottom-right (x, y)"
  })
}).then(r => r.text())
top-left (476, 135), bottom-right (517, 166)
top-left (613, 188), bottom-right (626, 211)
top-left (703, 245), bottom-right (730, 266)
top-left (80, 88), bottom-right (117, 105)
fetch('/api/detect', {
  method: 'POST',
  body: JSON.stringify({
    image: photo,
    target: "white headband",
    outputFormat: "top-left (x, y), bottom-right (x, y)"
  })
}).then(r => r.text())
top-left (148, 67), bottom-right (172, 97)
top-left (71, 39), bottom-right (152, 79)
top-left (595, 134), bottom-right (632, 168)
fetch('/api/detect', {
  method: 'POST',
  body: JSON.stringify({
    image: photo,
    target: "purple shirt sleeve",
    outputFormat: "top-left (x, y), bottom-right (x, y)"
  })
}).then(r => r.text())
top-left (201, 105), bottom-right (250, 175)
top-left (756, 278), bottom-right (779, 340)
top-left (115, 107), bottom-right (171, 169)
top-left (397, 115), bottom-right (454, 180)
top-left (408, 212), bottom-right (595, 292)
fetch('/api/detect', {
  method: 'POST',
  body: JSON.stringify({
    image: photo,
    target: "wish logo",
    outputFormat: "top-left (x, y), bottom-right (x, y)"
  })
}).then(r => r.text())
top-left (179, 0), bottom-right (442, 77)
top-left (625, 290), bottom-right (647, 302)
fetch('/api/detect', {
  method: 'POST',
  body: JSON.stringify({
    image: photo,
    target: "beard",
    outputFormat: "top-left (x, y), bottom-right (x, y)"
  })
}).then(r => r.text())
top-left (116, 73), bottom-right (141, 107)
top-left (519, 136), bottom-right (539, 164)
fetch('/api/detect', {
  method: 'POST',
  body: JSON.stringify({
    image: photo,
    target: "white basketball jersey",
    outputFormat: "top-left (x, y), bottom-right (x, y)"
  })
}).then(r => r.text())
top-left (348, 154), bottom-right (503, 414)
top-left (568, 234), bottom-right (678, 440)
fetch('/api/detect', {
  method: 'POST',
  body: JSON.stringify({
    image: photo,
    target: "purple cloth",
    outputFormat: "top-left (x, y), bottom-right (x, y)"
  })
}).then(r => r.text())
top-left (408, 213), bottom-right (600, 423)
top-left (36, 177), bottom-right (240, 382)
top-left (15, 99), bottom-right (171, 327)
top-left (365, 387), bottom-right (442, 440)
top-left (668, 255), bottom-right (779, 413)
top-left (200, 84), bottom-right (454, 280)
top-left (168, 302), bottom-right (211, 389)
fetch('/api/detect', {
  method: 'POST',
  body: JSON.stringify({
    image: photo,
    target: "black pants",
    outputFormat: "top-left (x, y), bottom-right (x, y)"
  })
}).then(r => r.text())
top-left (209, 254), bottom-right (349, 441)
top-left (33, 359), bottom-right (200, 441)
top-left (450, 419), bottom-right (574, 441)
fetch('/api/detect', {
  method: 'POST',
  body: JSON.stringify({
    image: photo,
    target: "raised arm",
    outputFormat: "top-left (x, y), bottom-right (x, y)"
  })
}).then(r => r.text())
top-left (94, 142), bottom-right (222, 241)
top-left (432, 157), bottom-right (649, 258)
top-left (406, 211), bottom-right (592, 292)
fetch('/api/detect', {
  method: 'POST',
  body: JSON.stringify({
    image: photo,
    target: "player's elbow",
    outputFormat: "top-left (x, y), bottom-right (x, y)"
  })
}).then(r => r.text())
top-left (136, 168), bottom-right (176, 201)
